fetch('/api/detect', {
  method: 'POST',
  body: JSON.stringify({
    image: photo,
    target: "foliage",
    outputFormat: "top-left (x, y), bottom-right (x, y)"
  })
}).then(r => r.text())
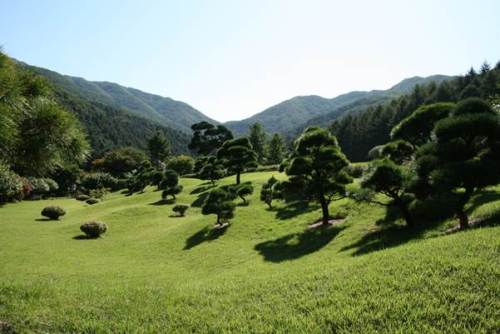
top-left (197, 156), bottom-right (225, 184)
top-left (80, 221), bottom-right (107, 238)
top-left (380, 140), bottom-right (414, 164)
top-left (80, 172), bottom-right (118, 191)
top-left (89, 188), bottom-right (109, 200)
top-left (172, 204), bottom-right (189, 217)
top-left (414, 98), bottom-right (500, 228)
top-left (266, 133), bottom-right (286, 165)
top-left (217, 137), bottom-right (258, 184)
top-left (0, 163), bottom-right (24, 203)
top-left (188, 122), bottom-right (233, 155)
top-left (165, 155), bottom-right (195, 176)
top-left (282, 127), bottom-right (351, 225)
top-left (236, 183), bottom-right (254, 204)
top-left (41, 206), bottom-right (66, 220)
top-left (260, 176), bottom-right (282, 209)
top-left (248, 123), bottom-right (267, 163)
top-left (75, 194), bottom-right (90, 201)
top-left (147, 131), bottom-right (170, 162)
top-left (159, 169), bottom-right (183, 200)
top-left (201, 187), bottom-right (236, 225)
top-left (86, 198), bottom-right (99, 205)
top-left (97, 147), bottom-right (148, 177)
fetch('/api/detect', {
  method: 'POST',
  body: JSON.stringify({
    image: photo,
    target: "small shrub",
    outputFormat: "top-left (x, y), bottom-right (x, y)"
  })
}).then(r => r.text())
top-left (172, 204), bottom-right (189, 216)
top-left (80, 221), bottom-right (107, 238)
top-left (86, 198), bottom-right (99, 205)
top-left (0, 164), bottom-right (23, 203)
top-left (236, 183), bottom-right (254, 204)
top-left (28, 177), bottom-right (50, 198)
top-left (89, 188), bottom-right (109, 200)
top-left (75, 194), bottom-right (90, 201)
top-left (246, 165), bottom-right (280, 173)
top-left (80, 172), bottom-right (118, 191)
top-left (41, 206), bottom-right (66, 220)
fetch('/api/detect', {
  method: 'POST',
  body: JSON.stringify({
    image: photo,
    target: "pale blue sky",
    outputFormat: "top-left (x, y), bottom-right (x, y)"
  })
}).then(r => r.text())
top-left (1, 0), bottom-right (499, 121)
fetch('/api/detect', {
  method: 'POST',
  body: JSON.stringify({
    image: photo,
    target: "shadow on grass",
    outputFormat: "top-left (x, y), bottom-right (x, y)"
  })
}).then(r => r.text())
top-left (35, 218), bottom-right (58, 222)
top-left (467, 190), bottom-right (500, 214)
top-left (149, 198), bottom-right (175, 206)
top-left (254, 225), bottom-right (345, 262)
top-left (275, 201), bottom-right (319, 220)
top-left (341, 206), bottom-right (443, 256)
top-left (184, 224), bottom-right (229, 250)
top-left (72, 235), bottom-right (100, 240)
top-left (190, 183), bottom-right (215, 195)
top-left (191, 192), bottom-right (209, 208)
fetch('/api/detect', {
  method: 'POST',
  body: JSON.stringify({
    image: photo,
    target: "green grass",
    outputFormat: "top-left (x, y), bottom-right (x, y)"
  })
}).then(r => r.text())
top-left (0, 171), bottom-right (499, 333)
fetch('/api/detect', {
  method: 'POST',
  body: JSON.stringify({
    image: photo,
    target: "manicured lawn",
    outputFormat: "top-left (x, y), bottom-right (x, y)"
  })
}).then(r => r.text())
top-left (0, 171), bottom-right (499, 333)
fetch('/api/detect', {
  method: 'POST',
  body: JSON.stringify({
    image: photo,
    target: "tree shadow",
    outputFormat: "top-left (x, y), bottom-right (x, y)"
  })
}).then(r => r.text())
top-left (191, 192), bottom-right (209, 208)
top-left (149, 198), bottom-right (175, 206)
top-left (190, 184), bottom-right (215, 195)
top-left (467, 190), bottom-right (500, 214)
top-left (72, 235), bottom-right (99, 240)
top-left (275, 201), bottom-right (319, 220)
top-left (35, 218), bottom-right (57, 222)
top-left (183, 224), bottom-right (229, 250)
top-left (340, 206), bottom-right (443, 256)
top-left (254, 225), bottom-right (345, 262)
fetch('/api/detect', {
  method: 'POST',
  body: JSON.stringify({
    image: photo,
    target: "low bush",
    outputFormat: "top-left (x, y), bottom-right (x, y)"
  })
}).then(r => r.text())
top-left (0, 164), bottom-right (23, 203)
top-left (172, 204), bottom-right (189, 216)
top-left (246, 165), bottom-right (279, 173)
top-left (80, 221), bottom-right (107, 238)
top-left (75, 194), bottom-right (90, 201)
top-left (86, 198), bottom-right (99, 205)
top-left (89, 188), bottom-right (109, 200)
top-left (41, 206), bottom-right (66, 220)
top-left (80, 172), bottom-right (119, 191)
top-left (27, 177), bottom-right (50, 198)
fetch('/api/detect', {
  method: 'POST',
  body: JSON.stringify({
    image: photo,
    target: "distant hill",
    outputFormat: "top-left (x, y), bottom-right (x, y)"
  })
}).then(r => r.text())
top-left (28, 65), bottom-right (217, 133)
top-left (225, 75), bottom-right (450, 136)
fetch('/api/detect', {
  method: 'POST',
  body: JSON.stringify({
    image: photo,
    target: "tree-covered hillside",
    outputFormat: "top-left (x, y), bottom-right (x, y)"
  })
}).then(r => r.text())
top-left (332, 63), bottom-right (500, 161)
top-left (26, 64), bottom-right (218, 133)
top-left (225, 75), bottom-right (450, 137)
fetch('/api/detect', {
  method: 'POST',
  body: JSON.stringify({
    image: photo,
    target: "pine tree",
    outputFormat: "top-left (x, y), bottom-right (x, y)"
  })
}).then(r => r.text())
top-left (248, 123), bottom-right (266, 163)
top-left (147, 131), bottom-right (170, 162)
top-left (266, 133), bottom-right (286, 165)
top-left (217, 137), bottom-right (257, 184)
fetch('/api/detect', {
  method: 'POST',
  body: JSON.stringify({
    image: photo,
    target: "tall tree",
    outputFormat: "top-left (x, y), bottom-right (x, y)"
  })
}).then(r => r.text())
top-left (188, 121), bottom-right (233, 155)
top-left (217, 137), bottom-right (257, 184)
top-left (147, 131), bottom-right (170, 162)
top-left (415, 98), bottom-right (500, 229)
top-left (282, 127), bottom-right (351, 225)
top-left (248, 123), bottom-right (266, 163)
top-left (266, 133), bottom-right (286, 165)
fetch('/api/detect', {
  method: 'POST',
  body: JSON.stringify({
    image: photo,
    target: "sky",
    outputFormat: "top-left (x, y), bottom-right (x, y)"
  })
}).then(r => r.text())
top-left (1, 0), bottom-right (499, 122)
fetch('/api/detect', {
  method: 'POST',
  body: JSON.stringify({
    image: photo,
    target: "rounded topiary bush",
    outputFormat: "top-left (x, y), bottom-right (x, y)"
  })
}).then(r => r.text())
top-left (172, 204), bottom-right (189, 217)
top-left (80, 221), bottom-right (107, 238)
top-left (86, 198), bottom-right (99, 205)
top-left (41, 206), bottom-right (66, 220)
top-left (75, 194), bottom-right (90, 201)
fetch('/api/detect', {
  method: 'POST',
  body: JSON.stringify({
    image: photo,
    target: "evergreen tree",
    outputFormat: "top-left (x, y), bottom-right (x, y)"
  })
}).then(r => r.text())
top-left (217, 137), bottom-right (257, 184)
top-left (188, 121), bottom-right (233, 155)
top-left (248, 123), bottom-right (266, 163)
top-left (260, 176), bottom-right (282, 209)
top-left (266, 133), bottom-right (286, 165)
top-left (282, 127), bottom-right (351, 225)
top-left (147, 131), bottom-right (170, 162)
top-left (198, 156), bottom-right (225, 185)
top-left (159, 169), bottom-right (183, 201)
top-left (201, 188), bottom-right (236, 226)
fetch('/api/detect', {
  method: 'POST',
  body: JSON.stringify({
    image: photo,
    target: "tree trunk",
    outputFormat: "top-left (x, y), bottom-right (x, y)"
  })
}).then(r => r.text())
top-left (216, 214), bottom-right (221, 226)
top-left (319, 196), bottom-right (330, 225)
top-left (457, 187), bottom-right (474, 229)
top-left (458, 211), bottom-right (469, 229)
top-left (236, 172), bottom-right (241, 185)
top-left (395, 197), bottom-right (414, 227)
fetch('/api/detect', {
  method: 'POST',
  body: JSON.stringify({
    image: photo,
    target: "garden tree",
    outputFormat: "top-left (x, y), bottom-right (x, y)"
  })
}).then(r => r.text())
top-left (217, 137), bottom-right (258, 185)
top-left (391, 103), bottom-right (455, 147)
top-left (361, 159), bottom-right (415, 227)
top-left (13, 97), bottom-right (89, 177)
top-left (159, 169), bottom-right (183, 200)
top-left (147, 131), bottom-right (170, 163)
top-left (282, 127), bottom-right (352, 225)
top-left (188, 121), bottom-right (233, 155)
top-left (198, 156), bottom-right (225, 184)
top-left (127, 161), bottom-right (155, 194)
top-left (98, 147), bottom-right (148, 177)
top-left (165, 155), bottom-right (194, 175)
top-left (236, 183), bottom-right (254, 204)
top-left (379, 140), bottom-right (414, 164)
top-left (0, 163), bottom-right (23, 203)
top-left (201, 187), bottom-right (236, 226)
top-left (266, 133), bottom-right (286, 165)
top-left (260, 176), bottom-right (282, 209)
top-left (248, 123), bottom-right (266, 163)
top-left (415, 98), bottom-right (500, 229)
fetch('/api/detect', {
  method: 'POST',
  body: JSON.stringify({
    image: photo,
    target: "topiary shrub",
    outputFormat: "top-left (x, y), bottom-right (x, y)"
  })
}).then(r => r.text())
top-left (86, 198), bottom-right (99, 205)
top-left (41, 206), bottom-right (66, 220)
top-left (172, 204), bottom-right (189, 217)
top-left (27, 177), bottom-right (50, 199)
top-left (80, 221), bottom-right (107, 238)
top-left (75, 194), bottom-right (90, 201)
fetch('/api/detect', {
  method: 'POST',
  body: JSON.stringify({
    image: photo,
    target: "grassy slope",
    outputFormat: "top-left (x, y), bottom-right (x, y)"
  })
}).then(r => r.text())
top-left (0, 171), bottom-right (499, 333)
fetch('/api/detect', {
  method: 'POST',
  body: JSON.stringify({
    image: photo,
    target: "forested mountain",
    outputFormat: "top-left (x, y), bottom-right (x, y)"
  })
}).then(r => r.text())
top-left (55, 90), bottom-right (190, 156)
top-left (26, 65), bottom-right (217, 133)
top-left (331, 64), bottom-right (500, 161)
top-left (225, 75), bottom-right (450, 136)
